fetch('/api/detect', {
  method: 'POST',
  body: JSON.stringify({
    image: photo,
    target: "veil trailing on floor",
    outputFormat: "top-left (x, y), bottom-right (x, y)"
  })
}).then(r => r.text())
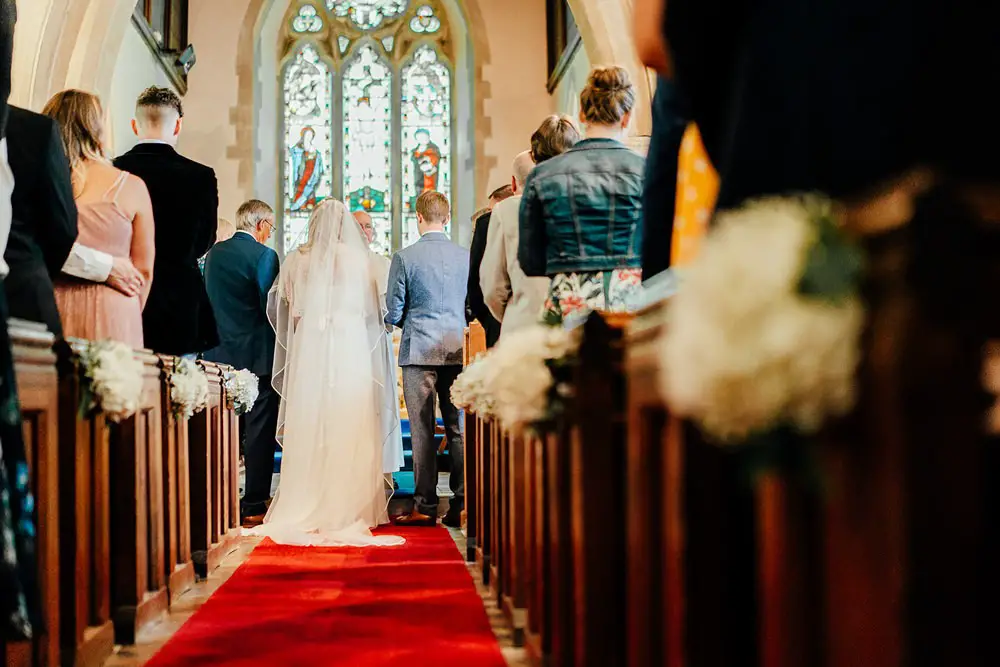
top-left (251, 199), bottom-right (403, 547)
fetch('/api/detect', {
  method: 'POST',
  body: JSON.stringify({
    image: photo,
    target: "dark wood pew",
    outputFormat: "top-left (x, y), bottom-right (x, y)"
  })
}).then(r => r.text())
top-left (499, 429), bottom-right (528, 645)
top-left (523, 433), bottom-right (548, 662)
top-left (623, 298), bottom-right (759, 667)
top-left (522, 312), bottom-right (636, 666)
top-left (463, 323), bottom-right (485, 562)
top-left (474, 411), bottom-right (493, 586)
top-left (188, 361), bottom-right (238, 576)
top-left (567, 313), bottom-right (632, 666)
top-left (488, 419), bottom-right (503, 600)
top-left (157, 356), bottom-right (195, 602)
top-left (217, 365), bottom-right (240, 555)
top-left (6, 320), bottom-right (60, 667)
top-left (44, 339), bottom-right (118, 667)
top-left (109, 351), bottom-right (168, 645)
top-left (623, 299), bottom-right (682, 667)
top-left (536, 409), bottom-right (573, 665)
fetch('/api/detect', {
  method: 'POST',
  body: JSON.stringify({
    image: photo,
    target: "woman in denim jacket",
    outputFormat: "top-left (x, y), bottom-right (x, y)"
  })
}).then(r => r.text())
top-left (517, 66), bottom-right (645, 322)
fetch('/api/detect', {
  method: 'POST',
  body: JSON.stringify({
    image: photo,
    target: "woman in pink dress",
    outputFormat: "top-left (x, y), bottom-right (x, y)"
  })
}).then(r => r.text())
top-left (42, 90), bottom-right (154, 348)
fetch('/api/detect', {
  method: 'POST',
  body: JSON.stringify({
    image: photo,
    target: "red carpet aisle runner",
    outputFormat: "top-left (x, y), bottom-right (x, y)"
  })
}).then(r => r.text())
top-left (145, 527), bottom-right (506, 666)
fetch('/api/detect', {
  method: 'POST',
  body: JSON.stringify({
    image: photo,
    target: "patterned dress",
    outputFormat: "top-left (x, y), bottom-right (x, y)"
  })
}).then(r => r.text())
top-left (542, 268), bottom-right (643, 323)
top-left (0, 302), bottom-right (40, 641)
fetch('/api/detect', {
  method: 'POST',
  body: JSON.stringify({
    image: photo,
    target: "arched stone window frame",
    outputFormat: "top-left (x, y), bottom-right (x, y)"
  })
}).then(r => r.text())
top-left (279, 0), bottom-right (458, 256)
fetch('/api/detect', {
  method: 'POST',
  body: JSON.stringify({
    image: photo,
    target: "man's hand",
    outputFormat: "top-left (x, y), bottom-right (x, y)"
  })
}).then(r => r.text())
top-left (106, 257), bottom-right (145, 298)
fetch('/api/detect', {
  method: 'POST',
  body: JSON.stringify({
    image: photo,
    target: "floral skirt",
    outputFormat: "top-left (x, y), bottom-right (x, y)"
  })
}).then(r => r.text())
top-left (0, 298), bottom-right (40, 641)
top-left (542, 269), bottom-right (643, 323)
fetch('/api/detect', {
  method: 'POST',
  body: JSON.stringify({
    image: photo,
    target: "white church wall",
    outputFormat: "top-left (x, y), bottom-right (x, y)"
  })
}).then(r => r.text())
top-left (107, 20), bottom-right (176, 157)
top-left (553, 43), bottom-right (592, 121)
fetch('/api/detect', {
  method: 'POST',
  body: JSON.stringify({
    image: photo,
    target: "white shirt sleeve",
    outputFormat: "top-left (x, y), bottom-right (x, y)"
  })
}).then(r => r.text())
top-left (0, 139), bottom-right (15, 278)
top-left (61, 242), bottom-right (114, 283)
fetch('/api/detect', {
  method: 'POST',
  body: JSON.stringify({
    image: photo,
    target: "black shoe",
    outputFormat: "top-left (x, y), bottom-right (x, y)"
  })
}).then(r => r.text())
top-left (441, 512), bottom-right (462, 528)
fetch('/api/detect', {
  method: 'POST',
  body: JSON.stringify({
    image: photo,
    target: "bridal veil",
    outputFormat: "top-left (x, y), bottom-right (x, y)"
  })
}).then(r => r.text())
top-left (253, 199), bottom-right (403, 547)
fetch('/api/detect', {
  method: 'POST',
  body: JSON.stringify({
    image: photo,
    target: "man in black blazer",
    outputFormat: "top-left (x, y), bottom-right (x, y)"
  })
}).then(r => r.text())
top-left (2, 106), bottom-right (77, 335)
top-left (114, 86), bottom-right (219, 356)
top-left (466, 185), bottom-right (512, 348)
top-left (203, 200), bottom-right (280, 526)
top-left (0, 0), bottom-right (12, 137)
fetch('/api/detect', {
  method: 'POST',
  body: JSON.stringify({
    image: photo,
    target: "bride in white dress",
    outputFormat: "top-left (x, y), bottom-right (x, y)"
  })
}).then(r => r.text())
top-left (251, 199), bottom-right (403, 547)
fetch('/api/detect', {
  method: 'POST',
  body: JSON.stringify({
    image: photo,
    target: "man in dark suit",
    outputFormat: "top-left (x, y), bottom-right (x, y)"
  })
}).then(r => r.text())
top-left (114, 86), bottom-right (219, 356)
top-left (466, 185), bottom-right (512, 348)
top-left (203, 200), bottom-right (280, 527)
top-left (2, 106), bottom-right (77, 335)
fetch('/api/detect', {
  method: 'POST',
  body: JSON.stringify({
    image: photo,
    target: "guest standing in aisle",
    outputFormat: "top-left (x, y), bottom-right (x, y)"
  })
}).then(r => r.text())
top-left (3, 105), bottom-right (149, 338)
top-left (203, 200), bottom-right (280, 527)
top-left (481, 116), bottom-right (579, 339)
top-left (466, 185), bottom-right (513, 348)
top-left (386, 191), bottom-right (468, 528)
top-left (518, 66), bottom-right (645, 322)
top-left (43, 90), bottom-right (155, 348)
top-left (115, 86), bottom-right (219, 357)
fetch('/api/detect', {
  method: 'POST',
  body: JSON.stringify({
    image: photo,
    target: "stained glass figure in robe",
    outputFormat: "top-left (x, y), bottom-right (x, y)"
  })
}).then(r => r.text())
top-left (410, 129), bottom-right (440, 197)
top-left (290, 126), bottom-right (324, 211)
top-left (401, 45), bottom-right (451, 246)
top-left (283, 44), bottom-right (334, 253)
top-left (343, 43), bottom-right (393, 255)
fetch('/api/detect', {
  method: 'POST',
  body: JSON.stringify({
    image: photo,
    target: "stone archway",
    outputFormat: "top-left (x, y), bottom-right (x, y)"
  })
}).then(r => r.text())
top-left (566, 0), bottom-right (652, 135)
top-left (11, 0), bottom-right (137, 108)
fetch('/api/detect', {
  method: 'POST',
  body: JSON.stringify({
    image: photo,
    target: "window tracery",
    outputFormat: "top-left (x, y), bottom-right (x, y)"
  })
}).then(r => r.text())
top-left (281, 1), bottom-right (454, 255)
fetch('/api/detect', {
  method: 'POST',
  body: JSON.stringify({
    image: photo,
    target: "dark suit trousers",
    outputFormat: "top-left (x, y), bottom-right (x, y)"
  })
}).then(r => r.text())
top-left (242, 375), bottom-right (279, 516)
top-left (2, 262), bottom-right (62, 337)
top-left (641, 76), bottom-right (691, 279)
top-left (402, 365), bottom-right (464, 517)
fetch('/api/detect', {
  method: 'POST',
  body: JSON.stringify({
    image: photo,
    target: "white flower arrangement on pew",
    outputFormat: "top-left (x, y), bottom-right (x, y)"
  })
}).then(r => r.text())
top-left (224, 369), bottom-right (259, 415)
top-left (658, 195), bottom-right (864, 465)
top-left (168, 358), bottom-right (209, 420)
top-left (452, 324), bottom-right (579, 434)
top-left (450, 353), bottom-right (497, 419)
top-left (77, 340), bottom-right (145, 423)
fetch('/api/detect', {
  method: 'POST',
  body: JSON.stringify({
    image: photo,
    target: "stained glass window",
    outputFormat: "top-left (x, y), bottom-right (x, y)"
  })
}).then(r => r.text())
top-left (409, 5), bottom-right (440, 34)
top-left (292, 5), bottom-right (323, 32)
top-left (327, 0), bottom-right (408, 31)
top-left (283, 44), bottom-right (334, 254)
top-left (282, 2), bottom-right (454, 256)
top-left (343, 44), bottom-right (393, 255)
top-left (401, 45), bottom-right (451, 246)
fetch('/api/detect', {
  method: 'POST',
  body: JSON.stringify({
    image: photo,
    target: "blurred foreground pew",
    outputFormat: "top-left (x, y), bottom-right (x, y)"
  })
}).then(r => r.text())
top-left (3, 320), bottom-right (242, 666)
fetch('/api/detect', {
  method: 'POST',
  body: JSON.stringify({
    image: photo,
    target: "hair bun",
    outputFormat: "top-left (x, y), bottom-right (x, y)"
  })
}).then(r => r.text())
top-left (589, 66), bottom-right (632, 92)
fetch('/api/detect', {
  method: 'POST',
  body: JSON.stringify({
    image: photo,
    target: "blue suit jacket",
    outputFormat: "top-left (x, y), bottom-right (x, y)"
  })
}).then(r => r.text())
top-left (385, 231), bottom-right (469, 366)
top-left (203, 232), bottom-right (280, 377)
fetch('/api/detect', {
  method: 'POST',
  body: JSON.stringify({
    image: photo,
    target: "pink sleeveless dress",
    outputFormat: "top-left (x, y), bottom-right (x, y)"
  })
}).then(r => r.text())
top-left (55, 172), bottom-right (144, 348)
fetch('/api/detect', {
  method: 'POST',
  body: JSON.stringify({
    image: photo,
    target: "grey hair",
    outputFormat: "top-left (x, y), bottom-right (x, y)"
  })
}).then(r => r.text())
top-left (235, 199), bottom-right (274, 232)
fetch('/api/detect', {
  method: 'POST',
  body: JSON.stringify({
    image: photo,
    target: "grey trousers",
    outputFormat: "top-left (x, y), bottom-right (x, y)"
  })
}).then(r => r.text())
top-left (401, 365), bottom-right (464, 516)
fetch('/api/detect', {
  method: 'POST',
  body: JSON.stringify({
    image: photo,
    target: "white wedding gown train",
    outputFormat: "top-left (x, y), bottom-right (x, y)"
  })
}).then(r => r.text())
top-left (248, 200), bottom-right (404, 548)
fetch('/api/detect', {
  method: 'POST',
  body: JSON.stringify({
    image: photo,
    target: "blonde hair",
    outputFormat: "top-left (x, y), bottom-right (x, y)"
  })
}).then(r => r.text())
top-left (235, 199), bottom-right (274, 232)
top-left (531, 114), bottom-right (580, 163)
top-left (580, 67), bottom-right (636, 126)
top-left (41, 90), bottom-right (108, 192)
top-left (416, 191), bottom-right (450, 224)
top-left (216, 217), bottom-right (236, 243)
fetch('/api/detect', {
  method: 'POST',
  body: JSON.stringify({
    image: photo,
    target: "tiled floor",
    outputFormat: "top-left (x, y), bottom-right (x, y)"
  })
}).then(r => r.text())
top-left (102, 527), bottom-right (527, 666)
